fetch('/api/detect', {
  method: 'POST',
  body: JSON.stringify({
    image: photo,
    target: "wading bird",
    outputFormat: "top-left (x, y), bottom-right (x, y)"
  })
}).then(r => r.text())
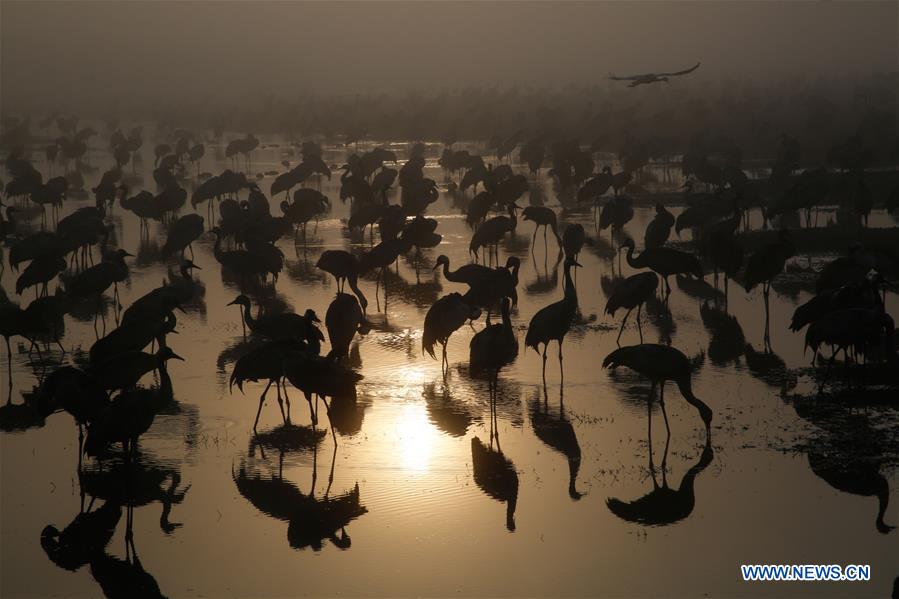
top-left (525, 258), bottom-right (580, 384)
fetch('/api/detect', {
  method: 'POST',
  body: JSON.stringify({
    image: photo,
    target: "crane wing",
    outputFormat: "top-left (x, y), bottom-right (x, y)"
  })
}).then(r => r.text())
top-left (657, 62), bottom-right (701, 77)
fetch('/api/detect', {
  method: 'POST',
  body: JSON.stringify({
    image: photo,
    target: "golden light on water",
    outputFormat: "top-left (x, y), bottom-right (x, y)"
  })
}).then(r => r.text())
top-left (396, 403), bottom-right (436, 472)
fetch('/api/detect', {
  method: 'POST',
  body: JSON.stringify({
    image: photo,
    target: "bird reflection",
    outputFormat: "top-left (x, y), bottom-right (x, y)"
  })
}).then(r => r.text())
top-left (743, 343), bottom-right (797, 390)
top-left (471, 436), bottom-right (519, 531)
top-left (525, 247), bottom-right (561, 297)
top-left (793, 398), bottom-right (894, 534)
top-left (422, 381), bottom-right (473, 437)
top-left (233, 442), bottom-right (368, 551)
top-left (606, 435), bottom-right (713, 526)
top-left (381, 266), bottom-right (442, 310)
top-left (41, 499), bottom-right (121, 572)
top-left (528, 393), bottom-right (583, 500)
top-left (89, 505), bottom-right (166, 599)
top-left (80, 453), bottom-right (190, 534)
top-left (699, 301), bottom-right (746, 366)
top-left (675, 273), bottom-right (725, 304)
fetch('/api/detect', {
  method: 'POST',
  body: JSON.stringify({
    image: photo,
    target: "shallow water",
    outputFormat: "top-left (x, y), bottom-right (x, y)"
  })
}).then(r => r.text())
top-left (1, 135), bottom-right (897, 597)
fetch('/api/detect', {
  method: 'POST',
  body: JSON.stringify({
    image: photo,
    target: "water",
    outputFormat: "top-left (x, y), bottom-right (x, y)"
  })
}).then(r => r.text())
top-left (1, 135), bottom-right (897, 597)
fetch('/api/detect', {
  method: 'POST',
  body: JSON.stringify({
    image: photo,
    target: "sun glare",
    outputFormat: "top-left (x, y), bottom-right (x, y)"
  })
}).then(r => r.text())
top-left (396, 403), bottom-right (436, 472)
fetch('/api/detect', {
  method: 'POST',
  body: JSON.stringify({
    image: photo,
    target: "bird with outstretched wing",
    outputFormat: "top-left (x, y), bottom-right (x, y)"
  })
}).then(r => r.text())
top-left (608, 62), bottom-right (701, 87)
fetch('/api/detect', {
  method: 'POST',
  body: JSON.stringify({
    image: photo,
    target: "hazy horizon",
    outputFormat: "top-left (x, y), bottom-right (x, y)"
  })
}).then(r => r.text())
top-left (2, 1), bottom-right (897, 114)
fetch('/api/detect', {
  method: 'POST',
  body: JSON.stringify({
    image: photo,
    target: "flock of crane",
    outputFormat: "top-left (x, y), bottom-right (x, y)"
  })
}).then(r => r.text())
top-left (1, 115), bottom-right (898, 533)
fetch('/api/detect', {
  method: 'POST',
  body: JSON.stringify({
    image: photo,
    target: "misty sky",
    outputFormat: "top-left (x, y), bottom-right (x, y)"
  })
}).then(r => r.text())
top-left (2, 1), bottom-right (897, 110)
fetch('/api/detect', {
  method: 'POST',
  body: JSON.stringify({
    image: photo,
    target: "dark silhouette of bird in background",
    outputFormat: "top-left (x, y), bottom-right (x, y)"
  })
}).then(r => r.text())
top-left (228, 294), bottom-right (323, 350)
top-left (561, 224), bottom-right (586, 263)
top-left (619, 238), bottom-right (703, 297)
top-left (316, 250), bottom-right (368, 311)
top-left (161, 214), bottom-right (204, 261)
top-left (743, 229), bottom-right (795, 344)
top-left (644, 203), bottom-right (675, 249)
top-left (605, 271), bottom-right (659, 345)
top-left (608, 62), bottom-right (701, 87)
top-left (522, 206), bottom-right (561, 250)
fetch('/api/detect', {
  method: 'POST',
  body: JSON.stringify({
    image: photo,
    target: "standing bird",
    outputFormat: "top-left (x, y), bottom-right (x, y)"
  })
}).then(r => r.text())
top-left (316, 250), bottom-right (368, 311)
top-left (422, 293), bottom-right (481, 371)
top-left (469, 297), bottom-right (518, 391)
top-left (707, 213), bottom-right (743, 301)
top-left (602, 344), bottom-right (712, 435)
top-left (89, 347), bottom-right (183, 393)
top-left (605, 272), bottom-right (659, 345)
top-left (161, 214), bottom-right (204, 261)
top-left (644, 203), bottom-right (674, 249)
top-left (619, 238), bottom-right (702, 297)
top-left (743, 230), bottom-right (794, 344)
top-left (227, 295), bottom-right (323, 350)
top-left (325, 293), bottom-right (369, 360)
top-left (521, 206), bottom-right (561, 251)
top-left (469, 203), bottom-right (519, 262)
top-left (230, 338), bottom-right (307, 432)
top-left (16, 252), bottom-right (67, 297)
top-left (525, 258), bottom-right (580, 384)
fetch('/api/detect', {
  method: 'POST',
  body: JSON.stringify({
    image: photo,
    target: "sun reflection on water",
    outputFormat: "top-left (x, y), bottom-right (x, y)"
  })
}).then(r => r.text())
top-left (396, 403), bottom-right (436, 472)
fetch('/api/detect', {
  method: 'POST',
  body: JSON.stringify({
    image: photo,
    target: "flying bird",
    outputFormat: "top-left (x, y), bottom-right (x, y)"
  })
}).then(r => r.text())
top-left (608, 62), bottom-right (701, 87)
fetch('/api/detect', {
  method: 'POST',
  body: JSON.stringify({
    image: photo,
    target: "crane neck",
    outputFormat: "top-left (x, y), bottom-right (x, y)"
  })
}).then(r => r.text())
top-left (563, 262), bottom-right (578, 305)
top-left (623, 243), bottom-right (639, 269)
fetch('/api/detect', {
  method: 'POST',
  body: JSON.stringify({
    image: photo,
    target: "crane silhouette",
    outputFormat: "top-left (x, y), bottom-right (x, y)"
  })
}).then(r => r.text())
top-left (521, 206), bottom-right (562, 252)
top-left (605, 272), bottom-right (659, 345)
top-left (608, 62), bottom-right (701, 87)
top-left (603, 344), bottom-right (712, 436)
top-left (316, 250), bottom-right (368, 311)
top-left (619, 238), bottom-right (703, 298)
top-left (325, 293), bottom-right (369, 360)
top-left (644, 203), bottom-right (674, 249)
top-left (227, 294), bottom-right (323, 349)
top-left (525, 258), bottom-right (580, 385)
top-left (161, 214), bottom-right (204, 261)
top-left (230, 338), bottom-right (309, 432)
top-left (470, 297), bottom-right (518, 405)
top-left (744, 229), bottom-right (794, 346)
top-left (423, 293), bottom-right (481, 372)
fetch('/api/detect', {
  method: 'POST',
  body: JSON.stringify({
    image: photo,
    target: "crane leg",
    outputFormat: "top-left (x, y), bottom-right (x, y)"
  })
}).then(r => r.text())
top-left (558, 340), bottom-right (565, 388)
top-left (253, 380), bottom-right (274, 433)
top-left (617, 308), bottom-right (632, 346)
top-left (637, 303), bottom-right (644, 343)
top-left (281, 379), bottom-right (292, 423)
top-left (647, 382), bottom-right (656, 471)
top-left (659, 382), bottom-right (671, 439)
top-left (541, 344), bottom-right (547, 384)
top-left (275, 381), bottom-right (286, 424)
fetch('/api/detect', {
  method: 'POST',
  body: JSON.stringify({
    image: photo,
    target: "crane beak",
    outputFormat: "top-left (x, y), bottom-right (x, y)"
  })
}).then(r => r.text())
top-left (170, 352), bottom-right (185, 361)
top-left (123, 251), bottom-right (134, 257)
top-left (226, 299), bottom-right (238, 306)
top-left (573, 261), bottom-right (583, 268)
